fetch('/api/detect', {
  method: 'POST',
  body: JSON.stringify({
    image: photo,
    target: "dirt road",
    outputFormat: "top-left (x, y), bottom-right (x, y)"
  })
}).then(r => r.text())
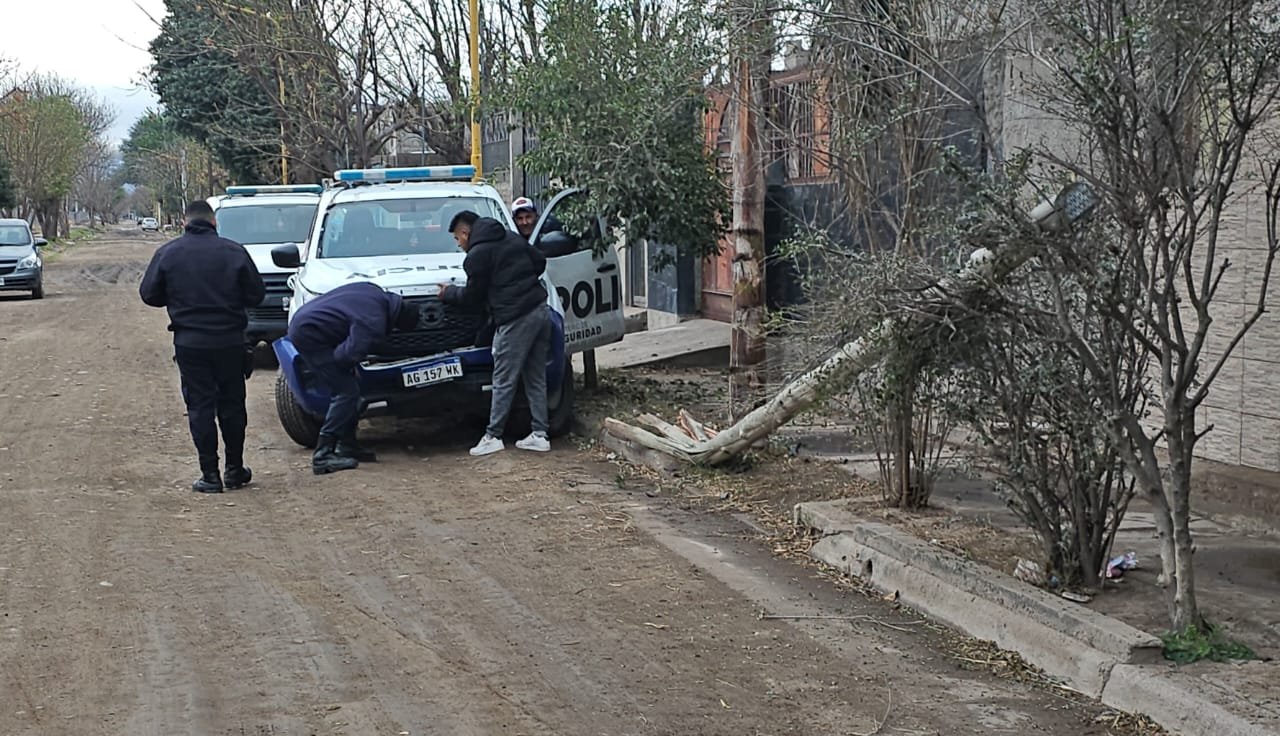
top-left (0, 233), bottom-right (1133, 735)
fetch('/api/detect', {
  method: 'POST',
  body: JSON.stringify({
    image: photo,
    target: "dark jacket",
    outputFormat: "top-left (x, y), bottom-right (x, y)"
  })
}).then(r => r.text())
top-left (288, 281), bottom-right (406, 368)
top-left (533, 215), bottom-right (580, 257)
top-left (139, 220), bottom-right (266, 348)
top-left (441, 218), bottom-right (547, 325)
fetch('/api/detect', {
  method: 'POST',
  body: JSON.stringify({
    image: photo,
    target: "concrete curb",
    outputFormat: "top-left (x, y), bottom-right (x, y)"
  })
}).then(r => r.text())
top-left (795, 498), bottom-right (1280, 735)
top-left (1102, 663), bottom-right (1279, 736)
top-left (797, 500), bottom-right (1160, 697)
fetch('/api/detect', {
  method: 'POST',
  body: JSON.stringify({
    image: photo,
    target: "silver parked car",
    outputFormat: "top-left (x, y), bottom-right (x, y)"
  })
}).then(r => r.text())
top-left (0, 219), bottom-right (45, 300)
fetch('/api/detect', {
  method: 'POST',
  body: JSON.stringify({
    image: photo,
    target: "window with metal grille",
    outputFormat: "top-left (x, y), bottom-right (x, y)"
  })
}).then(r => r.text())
top-left (714, 97), bottom-right (733, 176)
top-left (705, 74), bottom-right (832, 183)
top-left (768, 78), bottom-right (828, 181)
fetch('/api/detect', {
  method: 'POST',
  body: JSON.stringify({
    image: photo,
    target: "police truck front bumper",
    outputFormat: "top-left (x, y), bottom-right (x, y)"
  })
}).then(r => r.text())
top-left (274, 336), bottom-right (498, 418)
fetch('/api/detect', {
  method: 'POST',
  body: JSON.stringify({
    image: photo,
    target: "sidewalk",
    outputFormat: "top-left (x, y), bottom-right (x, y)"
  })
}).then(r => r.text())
top-left (572, 318), bottom-right (730, 372)
top-left (831, 452), bottom-right (1280, 658)
top-left (798, 444), bottom-right (1280, 735)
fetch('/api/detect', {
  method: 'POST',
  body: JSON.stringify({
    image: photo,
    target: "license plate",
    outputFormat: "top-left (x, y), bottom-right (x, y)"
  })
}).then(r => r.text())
top-left (401, 358), bottom-right (462, 388)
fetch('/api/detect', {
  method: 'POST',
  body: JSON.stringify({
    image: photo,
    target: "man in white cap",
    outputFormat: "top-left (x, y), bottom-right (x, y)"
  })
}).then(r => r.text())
top-left (511, 197), bottom-right (578, 257)
top-left (510, 197), bottom-right (541, 241)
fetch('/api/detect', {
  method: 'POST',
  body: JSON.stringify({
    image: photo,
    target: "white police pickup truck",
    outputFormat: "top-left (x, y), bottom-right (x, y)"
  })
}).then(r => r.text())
top-left (269, 165), bottom-right (626, 447)
top-left (209, 184), bottom-right (322, 346)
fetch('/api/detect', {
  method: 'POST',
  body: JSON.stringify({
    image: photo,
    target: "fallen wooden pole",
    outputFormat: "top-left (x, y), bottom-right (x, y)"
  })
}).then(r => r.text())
top-left (602, 184), bottom-right (1098, 468)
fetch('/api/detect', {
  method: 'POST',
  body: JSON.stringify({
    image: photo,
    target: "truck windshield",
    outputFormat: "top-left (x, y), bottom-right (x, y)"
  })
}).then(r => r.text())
top-left (318, 197), bottom-right (507, 258)
top-left (0, 225), bottom-right (33, 246)
top-left (217, 203), bottom-right (316, 245)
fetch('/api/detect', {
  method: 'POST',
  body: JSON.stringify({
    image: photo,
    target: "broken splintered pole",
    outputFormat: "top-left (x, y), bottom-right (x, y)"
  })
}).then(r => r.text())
top-left (602, 183), bottom-right (1099, 468)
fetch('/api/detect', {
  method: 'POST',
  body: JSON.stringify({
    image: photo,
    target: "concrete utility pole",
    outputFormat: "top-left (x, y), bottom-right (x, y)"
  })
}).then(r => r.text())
top-left (728, 0), bottom-right (771, 420)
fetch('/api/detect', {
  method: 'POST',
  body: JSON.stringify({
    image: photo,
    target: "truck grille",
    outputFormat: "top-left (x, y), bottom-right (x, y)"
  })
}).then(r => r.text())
top-left (0, 260), bottom-right (16, 276)
top-left (248, 306), bottom-right (286, 321)
top-left (370, 296), bottom-right (485, 360)
top-left (261, 274), bottom-right (292, 303)
top-left (249, 274), bottom-right (293, 321)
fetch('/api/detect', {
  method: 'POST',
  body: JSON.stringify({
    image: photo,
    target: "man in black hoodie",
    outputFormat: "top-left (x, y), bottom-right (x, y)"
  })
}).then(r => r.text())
top-left (287, 281), bottom-right (420, 474)
top-left (440, 211), bottom-right (553, 457)
top-left (140, 200), bottom-right (266, 493)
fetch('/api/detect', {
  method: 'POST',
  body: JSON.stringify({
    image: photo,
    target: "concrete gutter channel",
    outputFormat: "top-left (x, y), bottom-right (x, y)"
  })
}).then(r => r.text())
top-left (582, 365), bottom-right (1277, 733)
top-left (795, 499), bottom-right (1280, 736)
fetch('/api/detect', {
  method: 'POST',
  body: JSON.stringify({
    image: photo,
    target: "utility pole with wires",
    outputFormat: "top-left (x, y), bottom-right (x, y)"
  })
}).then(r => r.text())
top-left (469, 0), bottom-right (483, 180)
top-left (728, 0), bottom-right (772, 420)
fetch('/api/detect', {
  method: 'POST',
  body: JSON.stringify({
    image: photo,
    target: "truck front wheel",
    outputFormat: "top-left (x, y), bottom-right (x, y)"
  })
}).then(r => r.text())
top-left (275, 372), bottom-right (322, 448)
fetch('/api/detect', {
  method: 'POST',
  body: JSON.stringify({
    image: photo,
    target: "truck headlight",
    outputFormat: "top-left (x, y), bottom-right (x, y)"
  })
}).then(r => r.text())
top-left (17, 254), bottom-right (39, 270)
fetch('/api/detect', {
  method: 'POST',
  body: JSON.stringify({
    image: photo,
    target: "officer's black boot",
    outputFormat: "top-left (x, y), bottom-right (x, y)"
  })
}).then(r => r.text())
top-left (224, 465), bottom-right (253, 490)
top-left (193, 456), bottom-right (224, 493)
top-left (224, 443), bottom-right (251, 489)
top-left (336, 432), bottom-right (377, 463)
top-left (313, 434), bottom-right (359, 475)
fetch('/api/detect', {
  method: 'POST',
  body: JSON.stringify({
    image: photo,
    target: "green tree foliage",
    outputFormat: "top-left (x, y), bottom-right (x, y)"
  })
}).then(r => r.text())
top-left (506, 0), bottom-right (728, 257)
top-left (0, 90), bottom-right (92, 237)
top-left (149, 0), bottom-right (278, 183)
top-left (121, 110), bottom-right (222, 220)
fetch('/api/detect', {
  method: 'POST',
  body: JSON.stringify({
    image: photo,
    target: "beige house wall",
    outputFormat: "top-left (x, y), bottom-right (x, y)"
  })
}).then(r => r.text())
top-left (1197, 185), bottom-right (1280, 470)
top-left (992, 52), bottom-right (1280, 472)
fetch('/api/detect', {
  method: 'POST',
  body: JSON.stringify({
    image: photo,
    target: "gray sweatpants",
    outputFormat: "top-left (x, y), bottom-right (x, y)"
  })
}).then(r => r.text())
top-left (487, 305), bottom-right (551, 438)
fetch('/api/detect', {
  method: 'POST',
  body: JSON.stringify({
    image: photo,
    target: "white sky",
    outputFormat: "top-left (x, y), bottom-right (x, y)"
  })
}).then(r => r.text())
top-left (4, 0), bottom-right (168, 144)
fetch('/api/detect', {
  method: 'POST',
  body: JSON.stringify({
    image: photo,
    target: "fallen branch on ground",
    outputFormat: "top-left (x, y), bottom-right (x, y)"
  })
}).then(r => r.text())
top-left (602, 185), bottom-right (1096, 468)
top-left (852, 685), bottom-right (892, 736)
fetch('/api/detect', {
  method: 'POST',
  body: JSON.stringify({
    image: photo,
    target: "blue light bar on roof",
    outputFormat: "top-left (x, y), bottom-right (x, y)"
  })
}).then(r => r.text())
top-left (225, 184), bottom-right (323, 195)
top-left (333, 165), bottom-right (477, 183)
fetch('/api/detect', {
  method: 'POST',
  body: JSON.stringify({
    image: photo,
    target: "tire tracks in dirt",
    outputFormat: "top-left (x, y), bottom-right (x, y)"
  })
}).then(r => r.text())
top-left (0, 234), bottom-right (1140, 735)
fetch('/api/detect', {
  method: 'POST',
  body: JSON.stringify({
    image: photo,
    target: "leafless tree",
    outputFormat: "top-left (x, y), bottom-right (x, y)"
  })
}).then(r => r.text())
top-left (1004, 0), bottom-right (1280, 631)
top-left (761, 0), bottom-right (995, 507)
top-left (192, 0), bottom-right (546, 179)
top-left (960, 201), bottom-right (1150, 587)
top-left (75, 140), bottom-right (123, 226)
top-left (203, 0), bottom-right (407, 177)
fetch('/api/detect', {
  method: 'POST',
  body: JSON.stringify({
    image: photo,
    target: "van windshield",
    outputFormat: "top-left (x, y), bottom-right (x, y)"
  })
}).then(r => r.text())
top-left (0, 225), bottom-right (33, 246)
top-left (317, 197), bottom-right (507, 258)
top-left (217, 203), bottom-right (317, 245)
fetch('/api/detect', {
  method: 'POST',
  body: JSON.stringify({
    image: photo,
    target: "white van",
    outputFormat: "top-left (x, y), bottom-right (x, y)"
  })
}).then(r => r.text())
top-left (210, 184), bottom-right (323, 345)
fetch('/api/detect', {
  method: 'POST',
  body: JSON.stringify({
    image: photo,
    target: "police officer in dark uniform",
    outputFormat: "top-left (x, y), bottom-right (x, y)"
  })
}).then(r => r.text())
top-left (141, 199), bottom-right (266, 493)
top-left (287, 281), bottom-right (420, 475)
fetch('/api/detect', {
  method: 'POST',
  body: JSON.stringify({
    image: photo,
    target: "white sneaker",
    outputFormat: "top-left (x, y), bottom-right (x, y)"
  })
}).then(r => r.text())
top-left (469, 435), bottom-right (505, 456)
top-left (516, 432), bottom-right (551, 453)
